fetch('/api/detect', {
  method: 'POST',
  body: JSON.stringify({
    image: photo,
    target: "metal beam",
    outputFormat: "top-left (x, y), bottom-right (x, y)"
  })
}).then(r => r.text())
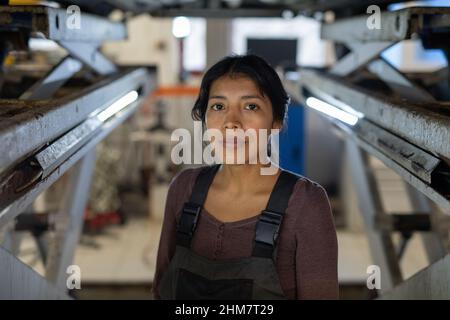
top-left (0, 91), bottom-right (148, 227)
top-left (304, 110), bottom-right (450, 213)
top-left (330, 42), bottom-right (393, 76)
top-left (0, 68), bottom-right (150, 175)
top-left (0, 6), bottom-right (126, 42)
top-left (45, 149), bottom-right (96, 290)
top-left (34, 117), bottom-right (101, 179)
top-left (356, 126), bottom-right (450, 213)
top-left (31, 89), bottom-right (139, 181)
top-left (354, 119), bottom-right (441, 185)
top-left (380, 252), bottom-right (450, 299)
top-left (300, 69), bottom-right (450, 161)
top-left (58, 41), bottom-right (117, 75)
top-left (345, 139), bottom-right (403, 291)
top-left (0, 245), bottom-right (70, 299)
top-left (20, 57), bottom-right (83, 100)
top-left (303, 97), bottom-right (450, 293)
top-left (405, 184), bottom-right (448, 263)
top-left (367, 59), bottom-right (435, 102)
top-left (321, 7), bottom-right (450, 43)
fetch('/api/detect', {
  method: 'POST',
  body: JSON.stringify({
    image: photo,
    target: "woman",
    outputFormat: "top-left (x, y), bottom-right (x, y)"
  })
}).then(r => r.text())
top-left (153, 54), bottom-right (338, 300)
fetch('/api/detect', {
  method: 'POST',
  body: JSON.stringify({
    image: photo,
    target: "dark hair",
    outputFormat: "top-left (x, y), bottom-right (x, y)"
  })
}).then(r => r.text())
top-left (192, 54), bottom-right (290, 128)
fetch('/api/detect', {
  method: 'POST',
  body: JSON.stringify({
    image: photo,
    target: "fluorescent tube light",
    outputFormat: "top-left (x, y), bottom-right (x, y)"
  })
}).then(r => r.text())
top-left (305, 96), bottom-right (360, 126)
top-left (97, 90), bottom-right (139, 122)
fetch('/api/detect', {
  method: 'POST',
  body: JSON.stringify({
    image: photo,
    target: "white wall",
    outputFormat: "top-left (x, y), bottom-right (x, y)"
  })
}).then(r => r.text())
top-left (232, 16), bottom-right (335, 67)
top-left (184, 18), bottom-right (206, 71)
top-left (382, 40), bottom-right (447, 73)
top-left (102, 14), bottom-right (179, 85)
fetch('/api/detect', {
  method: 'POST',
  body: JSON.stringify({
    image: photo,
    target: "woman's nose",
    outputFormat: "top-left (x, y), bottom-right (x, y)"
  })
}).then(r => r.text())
top-left (223, 112), bottom-right (242, 130)
top-left (224, 116), bottom-right (242, 129)
top-left (224, 118), bottom-right (242, 129)
top-left (224, 121), bottom-right (241, 130)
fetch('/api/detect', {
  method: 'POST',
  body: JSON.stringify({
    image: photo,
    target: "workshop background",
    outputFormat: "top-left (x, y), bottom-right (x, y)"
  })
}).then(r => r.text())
top-left (0, 0), bottom-right (450, 300)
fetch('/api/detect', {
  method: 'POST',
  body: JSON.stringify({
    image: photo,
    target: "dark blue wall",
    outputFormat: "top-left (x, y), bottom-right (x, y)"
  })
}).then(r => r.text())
top-left (279, 103), bottom-right (305, 175)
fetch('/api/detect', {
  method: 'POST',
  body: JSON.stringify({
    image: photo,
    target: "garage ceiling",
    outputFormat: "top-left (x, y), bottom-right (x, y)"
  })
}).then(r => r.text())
top-left (54, 0), bottom-right (410, 18)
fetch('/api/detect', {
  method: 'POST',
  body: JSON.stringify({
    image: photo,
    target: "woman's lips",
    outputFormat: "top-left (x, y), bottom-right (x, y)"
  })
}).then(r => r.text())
top-left (217, 139), bottom-right (247, 147)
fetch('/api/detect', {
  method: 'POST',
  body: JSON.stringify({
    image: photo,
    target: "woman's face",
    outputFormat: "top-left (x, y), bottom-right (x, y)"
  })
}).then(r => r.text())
top-left (205, 74), bottom-right (281, 164)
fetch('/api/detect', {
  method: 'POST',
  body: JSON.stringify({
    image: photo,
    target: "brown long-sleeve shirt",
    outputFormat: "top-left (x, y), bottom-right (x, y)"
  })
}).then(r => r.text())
top-left (152, 166), bottom-right (339, 300)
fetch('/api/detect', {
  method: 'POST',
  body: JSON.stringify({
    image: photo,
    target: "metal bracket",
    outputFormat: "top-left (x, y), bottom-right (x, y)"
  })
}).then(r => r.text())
top-left (345, 139), bottom-right (403, 292)
top-left (367, 59), bottom-right (435, 102)
top-left (6, 6), bottom-right (125, 101)
top-left (330, 41), bottom-right (394, 77)
top-left (20, 57), bottom-right (83, 100)
top-left (45, 149), bottom-right (96, 290)
top-left (58, 41), bottom-right (117, 76)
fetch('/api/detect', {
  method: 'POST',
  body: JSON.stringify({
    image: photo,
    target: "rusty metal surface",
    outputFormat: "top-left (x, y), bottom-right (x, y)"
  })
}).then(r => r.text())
top-left (0, 92), bottom-right (149, 226)
top-left (0, 5), bottom-right (126, 42)
top-left (335, 117), bottom-right (450, 213)
top-left (321, 7), bottom-right (450, 43)
top-left (300, 69), bottom-right (450, 162)
top-left (354, 119), bottom-right (441, 184)
top-left (34, 117), bottom-right (101, 178)
top-left (299, 69), bottom-right (450, 212)
top-left (0, 67), bottom-right (150, 175)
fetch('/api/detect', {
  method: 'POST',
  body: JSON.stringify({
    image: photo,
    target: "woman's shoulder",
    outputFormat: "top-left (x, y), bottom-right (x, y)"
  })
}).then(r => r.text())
top-left (167, 165), bottom-right (212, 197)
top-left (170, 166), bottom-right (200, 184)
top-left (282, 169), bottom-right (328, 198)
top-left (282, 169), bottom-right (331, 220)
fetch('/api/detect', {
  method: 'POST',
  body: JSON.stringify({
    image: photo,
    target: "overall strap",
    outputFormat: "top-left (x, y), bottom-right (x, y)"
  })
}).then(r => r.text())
top-left (252, 170), bottom-right (299, 259)
top-left (176, 165), bottom-right (221, 248)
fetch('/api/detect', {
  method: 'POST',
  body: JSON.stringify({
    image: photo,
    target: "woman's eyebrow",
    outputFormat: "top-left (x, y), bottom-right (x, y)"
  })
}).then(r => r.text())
top-left (241, 95), bottom-right (263, 100)
top-left (208, 95), bottom-right (226, 100)
top-left (208, 94), bottom-right (264, 100)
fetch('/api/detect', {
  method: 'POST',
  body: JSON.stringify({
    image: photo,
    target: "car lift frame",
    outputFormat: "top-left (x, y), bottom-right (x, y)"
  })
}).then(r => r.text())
top-left (0, 5), bottom-right (154, 299)
top-left (298, 6), bottom-right (450, 298)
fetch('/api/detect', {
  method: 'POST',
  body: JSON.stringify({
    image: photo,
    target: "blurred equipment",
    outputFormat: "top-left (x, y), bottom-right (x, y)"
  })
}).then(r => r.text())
top-left (145, 99), bottom-right (177, 221)
top-left (129, 86), bottom-right (198, 220)
top-left (0, 4), bottom-right (154, 299)
top-left (84, 142), bottom-right (123, 233)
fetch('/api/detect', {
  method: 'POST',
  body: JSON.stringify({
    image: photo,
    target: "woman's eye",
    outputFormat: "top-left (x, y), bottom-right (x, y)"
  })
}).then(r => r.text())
top-left (245, 104), bottom-right (259, 111)
top-left (210, 104), bottom-right (224, 111)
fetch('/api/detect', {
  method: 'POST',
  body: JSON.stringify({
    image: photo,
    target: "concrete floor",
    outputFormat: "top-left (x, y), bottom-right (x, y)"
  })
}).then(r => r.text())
top-left (19, 220), bottom-right (427, 288)
top-left (14, 158), bottom-right (435, 299)
top-left (72, 222), bottom-right (429, 284)
top-left (16, 216), bottom-right (430, 299)
top-left (74, 218), bottom-right (161, 284)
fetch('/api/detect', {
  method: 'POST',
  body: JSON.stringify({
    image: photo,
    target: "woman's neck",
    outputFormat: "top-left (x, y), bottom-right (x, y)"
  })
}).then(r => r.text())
top-left (216, 163), bottom-right (281, 195)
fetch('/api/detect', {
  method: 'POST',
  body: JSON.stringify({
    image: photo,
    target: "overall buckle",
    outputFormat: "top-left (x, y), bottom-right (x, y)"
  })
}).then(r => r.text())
top-left (177, 202), bottom-right (202, 237)
top-left (255, 209), bottom-right (283, 247)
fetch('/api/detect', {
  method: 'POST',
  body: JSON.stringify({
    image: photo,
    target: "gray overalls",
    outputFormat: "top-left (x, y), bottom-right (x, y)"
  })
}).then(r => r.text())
top-left (158, 164), bottom-right (299, 300)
